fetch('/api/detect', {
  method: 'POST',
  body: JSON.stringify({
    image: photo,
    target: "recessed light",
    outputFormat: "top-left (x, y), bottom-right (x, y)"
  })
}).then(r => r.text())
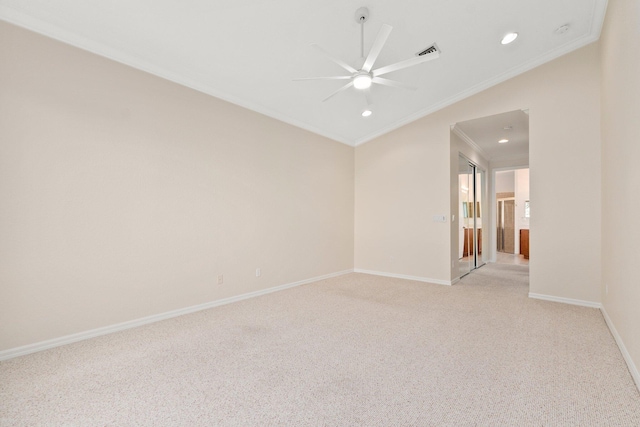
top-left (362, 109), bottom-right (372, 117)
top-left (498, 139), bottom-right (509, 144)
top-left (353, 74), bottom-right (373, 90)
top-left (555, 24), bottom-right (570, 35)
top-left (501, 32), bottom-right (518, 45)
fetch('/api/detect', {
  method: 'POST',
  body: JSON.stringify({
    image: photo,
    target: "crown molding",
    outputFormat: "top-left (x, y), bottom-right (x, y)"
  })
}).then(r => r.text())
top-left (1, 0), bottom-right (608, 148)
top-left (0, 7), bottom-right (356, 147)
top-left (451, 125), bottom-right (490, 161)
top-left (354, 3), bottom-right (606, 147)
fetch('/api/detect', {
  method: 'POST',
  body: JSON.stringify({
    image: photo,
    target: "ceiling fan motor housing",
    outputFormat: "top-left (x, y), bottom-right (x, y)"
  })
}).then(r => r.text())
top-left (353, 71), bottom-right (373, 89)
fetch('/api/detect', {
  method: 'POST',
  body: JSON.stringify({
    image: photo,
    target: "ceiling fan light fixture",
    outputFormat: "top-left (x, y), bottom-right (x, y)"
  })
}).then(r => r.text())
top-left (295, 9), bottom-right (440, 105)
top-left (501, 32), bottom-right (518, 45)
top-left (362, 109), bottom-right (372, 117)
top-left (353, 73), bottom-right (373, 90)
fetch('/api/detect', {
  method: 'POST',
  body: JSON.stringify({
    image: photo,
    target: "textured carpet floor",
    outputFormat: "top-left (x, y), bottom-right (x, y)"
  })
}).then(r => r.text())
top-left (1, 264), bottom-right (639, 426)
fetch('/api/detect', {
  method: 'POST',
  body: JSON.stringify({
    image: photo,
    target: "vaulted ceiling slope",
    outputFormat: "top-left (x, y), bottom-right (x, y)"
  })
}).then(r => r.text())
top-left (0, 0), bottom-right (608, 146)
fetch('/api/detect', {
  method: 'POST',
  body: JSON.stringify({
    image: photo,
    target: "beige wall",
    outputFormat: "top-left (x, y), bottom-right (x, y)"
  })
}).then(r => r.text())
top-left (0, 11), bottom-right (617, 357)
top-left (0, 22), bottom-right (354, 351)
top-left (600, 0), bottom-right (640, 383)
top-left (356, 42), bottom-right (602, 299)
top-left (354, 116), bottom-right (452, 282)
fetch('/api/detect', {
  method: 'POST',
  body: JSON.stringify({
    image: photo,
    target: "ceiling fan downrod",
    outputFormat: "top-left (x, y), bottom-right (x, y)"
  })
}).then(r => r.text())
top-left (355, 7), bottom-right (369, 58)
top-left (293, 5), bottom-right (440, 104)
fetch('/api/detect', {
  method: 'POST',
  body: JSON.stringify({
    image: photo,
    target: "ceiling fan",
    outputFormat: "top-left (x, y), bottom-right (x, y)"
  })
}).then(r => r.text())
top-left (294, 7), bottom-right (440, 106)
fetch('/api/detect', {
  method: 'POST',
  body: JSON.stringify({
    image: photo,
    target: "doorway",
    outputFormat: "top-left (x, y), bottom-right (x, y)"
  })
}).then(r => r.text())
top-left (494, 168), bottom-right (529, 265)
top-left (452, 109), bottom-right (529, 274)
top-left (497, 198), bottom-right (515, 253)
top-left (459, 155), bottom-right (486, 277)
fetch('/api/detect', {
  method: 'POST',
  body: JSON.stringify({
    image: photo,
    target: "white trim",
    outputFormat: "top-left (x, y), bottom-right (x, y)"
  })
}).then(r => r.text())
top-left (450, 277), bottom-right (461, 285)
top-left (354, 269), bottom-right (453, 286)
top-left (0, 269), bottom-right (353, 361)
top-left (601, 306), bottom-right (640, 391)
top-left (0, 2), bottom-right (606, 148)
top-left (0, 8), bottom-right (354, 147)
top-left (528, 292), bottom-right (601, 308)
top-left (452, 125), bottom-right (490, 161)
top-left (354, 30), bottom-right (603, 146)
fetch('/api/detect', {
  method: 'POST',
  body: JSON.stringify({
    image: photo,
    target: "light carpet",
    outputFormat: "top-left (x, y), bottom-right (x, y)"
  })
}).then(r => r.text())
top-left (1, 264), bottom-right (639, 426)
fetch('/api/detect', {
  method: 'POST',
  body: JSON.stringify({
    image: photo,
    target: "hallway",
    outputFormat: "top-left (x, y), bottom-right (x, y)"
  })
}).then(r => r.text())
top-left (495, 252), bottom-right (529, 266)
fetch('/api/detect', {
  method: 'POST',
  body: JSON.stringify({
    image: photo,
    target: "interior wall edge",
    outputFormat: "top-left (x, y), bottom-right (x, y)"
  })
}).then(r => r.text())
top-left (601, 306), bottom-right (640, 392)
top-left (598, 0), bottom-right (640, 397)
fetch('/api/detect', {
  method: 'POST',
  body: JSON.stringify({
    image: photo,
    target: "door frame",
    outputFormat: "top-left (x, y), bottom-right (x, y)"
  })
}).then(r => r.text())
top-left (489, 166), bottom-right (529, 263)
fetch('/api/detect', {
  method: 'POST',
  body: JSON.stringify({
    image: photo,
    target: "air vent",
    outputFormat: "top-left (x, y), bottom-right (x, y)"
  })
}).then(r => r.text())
top-left (416, 43), bottom-right (439, 56)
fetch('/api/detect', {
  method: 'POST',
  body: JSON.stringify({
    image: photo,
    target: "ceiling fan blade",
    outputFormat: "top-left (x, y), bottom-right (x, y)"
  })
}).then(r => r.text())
top-left (322, 81), bottom-right (354, 102)
top-left (293, 76), bottom-right (352, 81)
top-left (312, 44), bottom-right (358, 74)
top-left (362, 24), bottom-right (392, 72)
top-left (364, 89), bottom-right (374, 106)
top-left (372, 51), bottom-right (440, 77)
top-left (372, 77), bottom-right (417, 91)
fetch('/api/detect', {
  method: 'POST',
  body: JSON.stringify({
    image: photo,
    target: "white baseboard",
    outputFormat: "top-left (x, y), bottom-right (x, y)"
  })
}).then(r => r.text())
top-left (601, 306), bottom-right (640, 392)
top-left (354, 269), bottom-right (453, 286)
top-left (528, 292), bottom-right (602, 308)
top-left (0, 269), bottom-right (354, 361)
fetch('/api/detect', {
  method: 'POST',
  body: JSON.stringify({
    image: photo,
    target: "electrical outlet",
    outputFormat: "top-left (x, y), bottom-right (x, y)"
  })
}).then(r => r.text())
top-left (217, 275), bottom-right (223, 285)
top-left (256, 268), bottom-right (261, 277)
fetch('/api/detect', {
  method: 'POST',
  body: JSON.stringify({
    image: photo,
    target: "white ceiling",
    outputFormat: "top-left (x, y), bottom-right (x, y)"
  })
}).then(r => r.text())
top-left (0, 0), bottom-right (607, 146)
top-left (454, 109), bottom-right (529, 162)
